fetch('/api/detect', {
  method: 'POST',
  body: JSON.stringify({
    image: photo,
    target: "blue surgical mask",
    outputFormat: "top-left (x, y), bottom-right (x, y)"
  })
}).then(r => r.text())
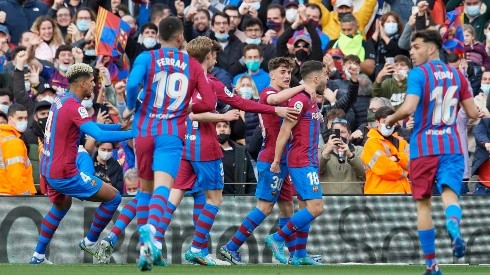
top-left (239, 87), bottom-right (254, 99)
top-left (0, 104), bottom-right (9, 114)
top-left (465, 5), bottom-right (480, 17)
top-left (246, 37), bottom-right (261, 45)
top-left (76, 20), bottom-right (90, 32)
top-left (214, 32), bottom-right (229, 42)
top-left (84, 49), bottom-right (96, 56)
top-left (58, 64), bottom-right (70, 73)
top-left (15, 121), bottom-right (28, 133)
top-left (384, 22), bottom-right (398, 36)
top-left (481, 84), bottom-right (490, 94)
top-left (245, 59), bottom-right (261, 72)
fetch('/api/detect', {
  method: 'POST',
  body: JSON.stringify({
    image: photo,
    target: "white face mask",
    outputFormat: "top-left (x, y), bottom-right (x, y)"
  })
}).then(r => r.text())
top-left (98, 149), bottom-right (112, 161)
top-left (481, 84), bottom-right (490, 94)
top-left (0, 104), bottom-right (9, 114)
top-left (394, 69), bottom-right (408, 81)
top-left (379, 123), bottom-right (395, 137)
top-left (383, 22), bottom-right (398, 36)
top-left (41, 96), bottom-right (55, 104)
top-left (239, 87), bottom-right (254, 99)
top-left (344, 68), bottom-right (352, 80)
top-left (142, 37), bottom-right (157, 48)
top-left (285, 8), bottom-right (298, 23)
top-left (127, 190), bottom-right (137, 195)
top-left (58, 64), bottom-right (70, 73)
top-left (250, 1), bottom-right (260, 10)
top-left (15, 121), bottom-right (28, 133)
top-left (246, 37), bottom-right (261, 45)
top-left (81, 99), bottom-right (93, 109)
top-left (25, 81), bottom-right (31, 92)
top-left (486, 32), bottom-right (490, 41)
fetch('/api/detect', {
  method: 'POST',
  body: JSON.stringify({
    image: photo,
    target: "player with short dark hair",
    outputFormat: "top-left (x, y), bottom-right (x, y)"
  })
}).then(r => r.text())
top-left (123, 17), bottom-right (217, 271)
top-left (265, 60), bottom-right (328, 265)
top-left (385, 29), bottom-right (481, 275)
top-left (219, 57), bottom-right (319, 265)
top-left (30, 63), bottom-right (133, 265)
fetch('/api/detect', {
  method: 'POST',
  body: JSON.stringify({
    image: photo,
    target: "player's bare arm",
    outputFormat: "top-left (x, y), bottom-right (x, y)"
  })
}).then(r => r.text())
top-left (189, 109), bottom-right (240, 123)
top-left (460, 98), bottom-right (484, 120)
top-left (267, 84), bottom-right (315, 105)
top-left (270, 118), bottom-right (297, 173)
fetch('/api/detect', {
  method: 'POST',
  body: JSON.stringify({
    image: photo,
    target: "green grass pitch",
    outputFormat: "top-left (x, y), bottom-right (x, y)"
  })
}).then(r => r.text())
top-left (2, 264), bottom-right (490, 275)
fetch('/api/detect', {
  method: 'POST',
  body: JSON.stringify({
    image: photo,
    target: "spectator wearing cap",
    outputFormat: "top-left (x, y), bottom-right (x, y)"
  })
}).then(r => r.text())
top-left (0, 103), bottom-right (35, 195)
top-left (360, 106), bottom-right (411, 195)
top-left (233, 44), bottom-right (271, 93)
top-left (0, 0), bottom-right (49, 45)
top-left (0, 25), bottom-right (15, 73)
top-left (22, 100), bottom-right (51, 193)
top-left (447, 0), bottom-right (490, 43)
top-left (326, 14), bottom-right (376, 78)
top-left (211, 12), bottom-right (245, 78)
top-left (287, 3), bottom-right (330, 53)
top-left (277, 5), bottom-right (323, 87)
top-left (319, 118), bottom-right (365, 194)
top-left (309, 0), bottom-right (377, 40)
top-left (372, 55), bottom-right (412, 110)
top-left (35, 83), bottom-right (56, 104)
top-left (323, 48), bottom-right (345, 78)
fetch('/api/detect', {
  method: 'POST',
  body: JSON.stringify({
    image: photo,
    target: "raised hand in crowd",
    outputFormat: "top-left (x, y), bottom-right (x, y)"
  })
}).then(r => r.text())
top-left (96, 108), bottom-right (111, 123)
top-left (322, 134), bottom-right (341, 158)
top-left (347, 63), bottom-right (360, 82)
top-left (323, 53), bottom-right (337, 73)
top-left (0, 11), bottom-right (6, 24)
top-left (417, 0), bottom-right (429, 15)
top-left (72, 47), bottom-right (84, 63)
top-left (175, 0), bottom-right (185, 17)
top-left (263, 29), bottom-right (277, 45)
top-left (52, 0), bottom-right (64, 10)
top-left (376, 62), bottom-right (395, 83)
top-left (323, 88), bottom-right (338, 104)
top-left (27, 65), bottom-right (41, 88)
top-left (67, 23), bottom-right (82, 41)
top-left (186, 5), bottom-right (198, 22)
top-left (15, 50), bottom-right (29, 70)
top-left (84, 21), bottom-right (96, 42)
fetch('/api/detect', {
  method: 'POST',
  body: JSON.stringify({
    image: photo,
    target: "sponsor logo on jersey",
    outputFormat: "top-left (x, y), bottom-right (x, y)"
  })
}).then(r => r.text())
top-left (78, 107), bottom-right (89, 119)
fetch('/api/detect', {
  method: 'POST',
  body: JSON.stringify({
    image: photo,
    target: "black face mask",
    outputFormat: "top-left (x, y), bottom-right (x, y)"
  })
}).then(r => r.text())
top-left (295, 49), bottom-right (309, 62)
top-left (218, 134), bottom-right (230, 144)
top-left (37, 117), bottom-right (48, 132)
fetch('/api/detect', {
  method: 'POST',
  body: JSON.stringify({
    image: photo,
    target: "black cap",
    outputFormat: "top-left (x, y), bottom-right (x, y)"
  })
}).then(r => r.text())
top-left (38, 83), bottom-right (56, 95)
top-left (34, 101), bottom-right (52, 113)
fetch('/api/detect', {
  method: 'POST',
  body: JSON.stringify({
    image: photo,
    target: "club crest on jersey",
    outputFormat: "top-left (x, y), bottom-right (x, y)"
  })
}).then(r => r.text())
top-left (91, 180), bottom-right (97, 187)
top-left (78, 107), bottom-right (89, 119)
top-left (313, 185), bottom-right (319, 193)
top-left (293, 101), bottom-right (303, 112)
top-left (224, 87), bottom-right (233, 97)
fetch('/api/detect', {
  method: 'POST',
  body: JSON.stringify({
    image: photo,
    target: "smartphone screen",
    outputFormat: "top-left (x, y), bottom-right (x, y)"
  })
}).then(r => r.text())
top-left (385, 57), bottom-right (395, 64)
top-left (334, 129), bottom-right (341, 139)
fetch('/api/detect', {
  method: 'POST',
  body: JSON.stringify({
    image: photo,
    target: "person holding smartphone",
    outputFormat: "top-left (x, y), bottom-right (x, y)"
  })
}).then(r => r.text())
top-left (319, 118), bottom-right (365, 194)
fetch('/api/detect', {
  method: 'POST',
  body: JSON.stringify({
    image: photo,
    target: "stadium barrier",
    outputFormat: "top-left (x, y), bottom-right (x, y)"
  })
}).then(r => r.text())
top-left (0, 195), bottom-right (489, 264)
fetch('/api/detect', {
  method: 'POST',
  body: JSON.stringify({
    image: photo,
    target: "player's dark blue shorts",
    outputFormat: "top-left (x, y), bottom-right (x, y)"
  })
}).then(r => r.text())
top-left (256, 161), bottom-right (288, 202)
top-left (192, 159), bottom-right (224, 191)
top-left (46, 172), bottom-right (103, 201)
top-left (289, 166), bottom-right (322, 200)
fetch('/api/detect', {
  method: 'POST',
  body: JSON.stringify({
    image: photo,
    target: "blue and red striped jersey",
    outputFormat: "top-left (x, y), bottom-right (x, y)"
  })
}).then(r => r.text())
top-left (407, 60), bottom-right (473, 159)
top-left (258, 86), bottom-right (285, 164)
top-left (126, 48), bottom-right (215, 140)
top-left (286, 92), bottom-right (322, 167)
top-left (40, 93), bottom-right (92, 179)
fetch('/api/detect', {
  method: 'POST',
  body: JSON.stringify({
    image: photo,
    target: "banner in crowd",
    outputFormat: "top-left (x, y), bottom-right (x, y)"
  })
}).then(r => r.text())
top-left (0, 196), bottom-right (489, 264)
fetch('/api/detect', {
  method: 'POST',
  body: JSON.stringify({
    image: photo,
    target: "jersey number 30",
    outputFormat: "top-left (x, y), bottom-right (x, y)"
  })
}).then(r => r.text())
top-left (153, 71), bottom-right (189, 110)
top-left (430, 86), bottom-right (458, 126)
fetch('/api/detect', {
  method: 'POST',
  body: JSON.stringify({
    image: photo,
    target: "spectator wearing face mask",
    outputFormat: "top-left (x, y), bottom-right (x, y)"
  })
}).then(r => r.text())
top-left (309, 0), bottom-right (377, 40)
top-left (123, 168), bottom-right (139, 196)
top-left (372, 55), bottom-right (412, 110)
top-left (22, 100), bottom-right (51, 193)
top-left (476, 70), bottom-right (490, 117)
top-left (93, 142), bottom-right (124, 194)
top-left (263, 4), bottom-right (287, 46)
top-left (0, 103), bottom-right (35, 195)
top-left (447, 0), bottom-right (490, 43)
top-left (233, 44), bottom-right (271, 93)
top-left (211, 12), bottom-right (244, 77)
top-left (239, 18), bottom-right (277, 73)
top-left (235, 75), bottom-right (260, 146)
top-left (350, 96), bottom-right (392, 146)
top-left (0, 88), bottom-right (13, 117)
top-left (371, 12), bottom-right (410, 76)
top-left (361, 106), bottom-right (411, 195)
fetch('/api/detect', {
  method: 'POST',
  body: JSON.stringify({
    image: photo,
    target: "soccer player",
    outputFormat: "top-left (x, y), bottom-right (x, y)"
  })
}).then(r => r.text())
top-left (265, 60), bottom-right (330, 265)
top-left (149, 37), bottom-right (300, 266)
top-left (123, 17), bottom-right (216, 271)
top-left (219, 57), bottom-right (318, 265)
top-left (30, 63), bottom-right (134, 264)
top-left (385, 30), bottom-right (481, 275)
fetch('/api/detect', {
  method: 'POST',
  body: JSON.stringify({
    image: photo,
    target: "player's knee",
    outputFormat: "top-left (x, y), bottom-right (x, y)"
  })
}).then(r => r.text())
top-left (54, 199), bottom-right (72, 211)
top-left (257, 200), bottom-right (274, 215)
top-left (108, 192), bottom-right (122, 207)
top-left (307, 199), bottom-right (324, 217)
top-left (278, 200), bottom-right (294, 216)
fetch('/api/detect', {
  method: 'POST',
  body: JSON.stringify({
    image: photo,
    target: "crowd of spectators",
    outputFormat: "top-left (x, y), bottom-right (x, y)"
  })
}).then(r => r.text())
top-left (0, 0), bottom-right (490, 196)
